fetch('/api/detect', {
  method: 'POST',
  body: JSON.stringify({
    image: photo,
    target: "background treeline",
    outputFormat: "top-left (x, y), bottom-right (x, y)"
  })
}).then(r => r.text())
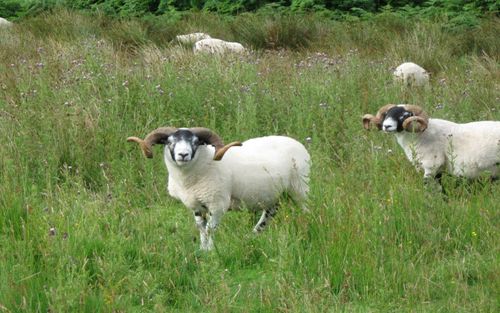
top-left (1, 0), bottom-right (498, 19)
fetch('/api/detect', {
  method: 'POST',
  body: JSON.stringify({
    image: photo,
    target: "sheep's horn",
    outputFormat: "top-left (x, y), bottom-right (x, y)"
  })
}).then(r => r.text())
top-left (402, 105), bottom-right (429, 132)
top-left (213, 141), bottom-right (243, 160)
top-left (190, 127), bottom-right (241, 161)
top-left (362, 114), bottom-right (378, 130)
top-left (402, 116), bottom-right (428, 132)
top-left (403, 105), bottom-right (428, 118)
top-left (362, 104), bottom-right (396, 130)
top-left (127, 127), bottom-right (178, 158)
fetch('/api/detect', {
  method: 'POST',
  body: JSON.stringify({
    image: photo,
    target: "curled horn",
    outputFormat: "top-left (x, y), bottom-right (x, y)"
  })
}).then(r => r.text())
top-left (127, 127), bottom-right (178, 158)
top-left (362, 104), bottom-right (396, 130)
top-left (190, 127), bottom-right (242, 161)
top-left (402, 105), bottom-right (429, 133)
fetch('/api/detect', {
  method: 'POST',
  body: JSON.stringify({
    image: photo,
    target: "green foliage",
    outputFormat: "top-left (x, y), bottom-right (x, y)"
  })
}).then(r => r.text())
top-left (5, 0), bottom-right (500, 22)
top-left (0, 0), bottom-right (22, 18)
top-left (291, 0), bottom-right (324, 11)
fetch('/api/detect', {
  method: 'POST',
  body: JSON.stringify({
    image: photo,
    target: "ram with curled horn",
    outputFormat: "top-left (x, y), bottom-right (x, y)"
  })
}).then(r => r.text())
top-left (362, 104), bottom-right (500, 190)
top-left (127, 127), bottom-right (311, 251)
top-left (127, 127), bottom-right (241, 160)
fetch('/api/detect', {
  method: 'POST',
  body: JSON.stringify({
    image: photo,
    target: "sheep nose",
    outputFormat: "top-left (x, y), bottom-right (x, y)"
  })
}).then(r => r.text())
top-left (383, 125), bottom-right (392, 131)
top-left (179, 153), bottom-right (189, 160)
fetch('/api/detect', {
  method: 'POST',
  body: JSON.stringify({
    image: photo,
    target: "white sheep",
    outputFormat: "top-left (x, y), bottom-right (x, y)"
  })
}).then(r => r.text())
top-left (0, 17), bottom-right (13, 28)
top-left (127, 127), bottom-right (310, 251)
top-left (363, 104), bottom-right (500, 184)
top-left (175, 32), bottom-right (211, 45)
top-left (193, 38), bottom-right (246, 54)
top-left (393, 62), bottom-right (430, 87)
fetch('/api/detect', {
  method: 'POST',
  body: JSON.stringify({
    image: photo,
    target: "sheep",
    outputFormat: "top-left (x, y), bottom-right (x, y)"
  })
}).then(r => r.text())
top-left (0, 17), bottom-right (13, 28)
top-left (393, 62), bottom-right (430, 87)
top-left (127, 127), bottom-right (310, 251)
top-left (175, 32), bottom-right (211, 45)
top-left (193, 38), bottom-right (246, 55)
top-left (363, 104), bottom-right (500, 185)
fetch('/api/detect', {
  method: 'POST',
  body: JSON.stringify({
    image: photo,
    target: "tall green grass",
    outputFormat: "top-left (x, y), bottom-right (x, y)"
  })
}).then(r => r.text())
top-left (0, 10), bottom-right (499, 312)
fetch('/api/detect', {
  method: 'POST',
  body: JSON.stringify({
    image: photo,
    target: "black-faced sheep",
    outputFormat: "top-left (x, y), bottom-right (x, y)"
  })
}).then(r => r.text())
top-left (363, 104), bottom-right (500, 184)
top-left (128, 127), bottom-right (310, 250)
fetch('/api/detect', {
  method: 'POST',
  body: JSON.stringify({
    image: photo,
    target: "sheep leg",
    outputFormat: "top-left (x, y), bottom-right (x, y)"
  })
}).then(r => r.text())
top-left (194, 211), bottom-right (213, 251)
top-left (423, 172), bottom-right (448, 198)
top-left (207, 209), bottom-right (224, 231)
top-left (253, 207), bottom-right (278, 233)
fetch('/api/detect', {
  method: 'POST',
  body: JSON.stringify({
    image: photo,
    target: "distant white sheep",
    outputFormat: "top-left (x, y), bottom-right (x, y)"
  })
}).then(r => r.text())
top-left (393, 62), bottom-right (430, 87)
top-left (193, 38), bottom-right (245, 55)
top-left (127, 127), bottom-right (310, 251)
top-left (175, 32), bottom-right (211, 45)
top-left (0, 17), bottom-right (13, 28)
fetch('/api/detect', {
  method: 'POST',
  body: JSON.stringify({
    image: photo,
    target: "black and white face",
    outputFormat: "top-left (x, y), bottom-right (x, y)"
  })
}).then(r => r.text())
top-left (166, 129), bottom-right (201, 166)
top-left (382, 106), bottom-right (414, 133)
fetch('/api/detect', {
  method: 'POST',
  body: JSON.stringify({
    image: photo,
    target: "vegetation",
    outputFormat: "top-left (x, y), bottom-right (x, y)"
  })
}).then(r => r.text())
top-left (0, 9), bottom-right (499, 312)
top-left (1, 0), bottom-right (499, 20)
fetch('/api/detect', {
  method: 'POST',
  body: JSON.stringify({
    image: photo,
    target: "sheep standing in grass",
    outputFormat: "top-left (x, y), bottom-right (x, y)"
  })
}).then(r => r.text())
top-left (175, 32), bottom-right (211, 45)
top-left (363, 104), bottom-right (500, 185)
top-left (127, 127), bottom-right (310, 251)
top-left (393, 62), bottom-right (430, 87)
top-left (193, 38), bottom-right (246, 54)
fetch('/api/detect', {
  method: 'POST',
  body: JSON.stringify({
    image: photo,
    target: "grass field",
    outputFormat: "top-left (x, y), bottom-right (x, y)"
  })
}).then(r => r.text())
top-left (0, 10), bottom-right (499, 312)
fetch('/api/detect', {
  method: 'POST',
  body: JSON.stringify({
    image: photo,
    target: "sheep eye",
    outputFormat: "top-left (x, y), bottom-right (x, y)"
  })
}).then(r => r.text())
top-left (400, 112), bottom-right (411, 121)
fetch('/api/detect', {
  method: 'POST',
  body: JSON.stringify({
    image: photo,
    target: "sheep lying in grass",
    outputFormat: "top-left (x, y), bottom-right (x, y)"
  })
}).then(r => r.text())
top-left (363, 104), bottom-right (500, 185)
top-left (175, 32), bottom-right (211, 45)
top-left (0, 17), bottom-right (13, 28)
top-left (127, 127), bottom-right (310, 251)
top-left (393, 62), bottom-right (430, 87)
top-left (193, 38), bottom-right (246, 54)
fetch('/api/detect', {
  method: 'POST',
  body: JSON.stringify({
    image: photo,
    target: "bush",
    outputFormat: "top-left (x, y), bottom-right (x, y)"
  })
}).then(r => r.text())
top-left (0, 0), bottom-right (22, 19)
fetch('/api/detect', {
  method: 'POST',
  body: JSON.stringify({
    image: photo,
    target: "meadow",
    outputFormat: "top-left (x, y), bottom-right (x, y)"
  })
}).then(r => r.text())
top-left (0, 10), bottom-right (499, 312)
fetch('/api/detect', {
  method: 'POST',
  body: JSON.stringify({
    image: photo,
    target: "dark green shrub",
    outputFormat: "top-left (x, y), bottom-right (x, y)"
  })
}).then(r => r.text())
top-left (0, 0), bottom-right (22, 19)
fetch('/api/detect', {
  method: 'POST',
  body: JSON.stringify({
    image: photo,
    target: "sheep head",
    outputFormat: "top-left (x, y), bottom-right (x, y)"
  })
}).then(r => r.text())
top-left (363, 104), bottom-right (429, 133)
top-left (127, 127), bottom-right (242, 161)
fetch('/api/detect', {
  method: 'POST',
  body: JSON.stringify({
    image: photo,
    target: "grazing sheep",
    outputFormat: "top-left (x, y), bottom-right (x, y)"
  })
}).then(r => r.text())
top-left (175, 32), bottom-right (211, 45)
top-left (0, 17), bottom-right (13, 28)
top-left (363, 104), bottom-right (500, 184)
top-left (127, 127), bottom-right (310, 251)
top-left (193, 38), bottom-right (246, 54)
top-left (393, 62), bottom-right (430, 87)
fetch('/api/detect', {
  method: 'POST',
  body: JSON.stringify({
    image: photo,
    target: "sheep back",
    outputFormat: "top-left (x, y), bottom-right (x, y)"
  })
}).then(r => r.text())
top-left (397, 119), bottom-right (500, 178)
top-left (222, 136), bottom-right (310, 209)
top-left (393, 62), bottom-right (430, 86)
